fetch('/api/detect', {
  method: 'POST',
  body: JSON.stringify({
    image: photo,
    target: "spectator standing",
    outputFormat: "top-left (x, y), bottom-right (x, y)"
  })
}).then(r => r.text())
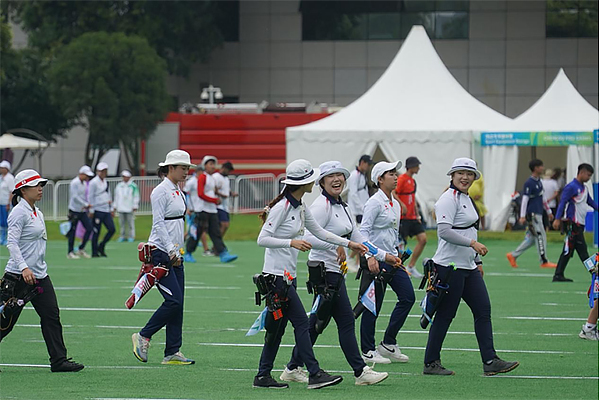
top-left (346, 154), bottom-right (374, 270)
top-left (113, 170), bottom-right (140, 242)
top-left (0, 160), bottom-right (15, 245)
top-left (468, 173), bottom-right (487, 230)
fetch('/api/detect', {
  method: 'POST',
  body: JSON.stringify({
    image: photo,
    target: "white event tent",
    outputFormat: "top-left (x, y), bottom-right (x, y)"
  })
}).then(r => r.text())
top-left (287, 25), bottom-right (512, 223)
top-left (483, 69), bottom-right (599, 231)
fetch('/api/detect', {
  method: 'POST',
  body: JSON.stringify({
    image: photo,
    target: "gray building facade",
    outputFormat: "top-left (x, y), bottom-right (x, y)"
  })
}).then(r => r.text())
top-left (168, 0), bottom-right (598, 117)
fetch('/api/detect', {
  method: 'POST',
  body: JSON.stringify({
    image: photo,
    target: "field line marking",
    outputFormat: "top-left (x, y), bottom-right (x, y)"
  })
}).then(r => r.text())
top-left (503, 316), bottom-right (586, 321)
top-left (196, 342), bottom-right (578, 355)
top-left (219, 368), bottom-right (599, 380)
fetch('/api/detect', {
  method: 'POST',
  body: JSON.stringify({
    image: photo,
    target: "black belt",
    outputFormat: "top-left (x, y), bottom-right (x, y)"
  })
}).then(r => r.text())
top-left (164, 215), bottom-right (185, 221)
top-left (452, 222), bottom-right (479, 230)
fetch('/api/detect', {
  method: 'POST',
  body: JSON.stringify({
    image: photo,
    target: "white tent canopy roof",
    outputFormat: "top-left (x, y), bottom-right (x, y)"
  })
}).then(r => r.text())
top-left (288, 25), bottom-right (512, 135)
top-left (507, 69), bottom-right (599, 132)
top-left (0, 133), bottom-right (50, 149)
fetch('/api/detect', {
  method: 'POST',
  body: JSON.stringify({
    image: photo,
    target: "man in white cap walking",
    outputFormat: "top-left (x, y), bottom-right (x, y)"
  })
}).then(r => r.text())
top-left (0, 160), bottom-right (14, 245)
top-left (89, 162), bottom-right (116, 257)
top-left (66, 165), bottom-right (95, 258)
top-left (113, 170), bottom-right (140, 242)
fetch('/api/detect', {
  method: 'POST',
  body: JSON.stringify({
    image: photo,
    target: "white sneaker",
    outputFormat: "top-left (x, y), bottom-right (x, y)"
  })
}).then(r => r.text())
top-left (67, 252), bottom-right (80, 259)
top-left (579, 325), bottom-right (599, 341)
top-left (355, 366), bottom-right (389, 386)
top-left (407, 266), bottom-right (423, 279)
top-left (279, 366), bottom-right (308, 383)
top-left (361, 350), bottom-right (391, 364)
top-left (76, 249), bottom-right (91, 259)
top-left (377, 342), bottom-right (409, 363)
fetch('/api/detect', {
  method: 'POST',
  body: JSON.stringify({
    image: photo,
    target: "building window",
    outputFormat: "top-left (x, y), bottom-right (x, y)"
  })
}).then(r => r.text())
top-left (301, 0), bottom-right (469, 41)
top-left (546, 0), bottom-right (598, 38)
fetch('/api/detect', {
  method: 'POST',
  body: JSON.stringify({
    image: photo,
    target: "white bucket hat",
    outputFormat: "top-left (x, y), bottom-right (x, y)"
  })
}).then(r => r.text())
top-left (281, 159), bottom-right (320, 186)
top-left (121, 170), bottom-right (132, 177)
top-left (0, 160), bottom-right (11, 171)
top-left (371, 160), bottom-right (402, 183)
top-left (13, 169), bottom-right (48, 193)
top-left (158, 150), bottom-right (196, 167)
top-left (96, 162), bottom-right (109, 171)
top-left (447, 157), bottom-right (481, 180)
top-left (316, 161), bottom-right (350, 185)
top-left (79, 165), bottom-right (94, 177)
top-left (201, 155), bottom-right (218, 168)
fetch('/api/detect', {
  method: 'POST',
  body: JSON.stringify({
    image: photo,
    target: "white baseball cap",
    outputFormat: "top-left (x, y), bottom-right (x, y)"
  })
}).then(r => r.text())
top-left (13, 169), bottom-right (48, 193)
top-left (121, 170), bottom-right (132, 177)
top-left (371, 160), bottom-right (402, 183)
top-left (96, 162), bottom-right (109, 171)
top-left (281, 159), bottom-right (320, 186)
top-left (0, 160), bottom-right (11, 171)
top-left (79, 165), bottom-right (94, 177)
top-left (158, 150), bottom-right (196, 167)
top-left (316, 161), bottom-right (350, 185)
top-left (201, 155), bottom-right (218, 168)
top-left (447, 157), bottom-right (481, 180)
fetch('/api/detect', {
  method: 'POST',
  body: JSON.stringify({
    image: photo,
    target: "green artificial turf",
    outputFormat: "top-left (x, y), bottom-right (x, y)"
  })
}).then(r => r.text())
top-left (0, 236), bottom-right (598, 400)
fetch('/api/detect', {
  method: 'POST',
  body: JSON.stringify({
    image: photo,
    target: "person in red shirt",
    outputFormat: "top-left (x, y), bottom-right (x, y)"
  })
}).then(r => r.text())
top-left (184, 156), bottom-right (237, 264)
top-left (393, 157), bottom-right (426, 279)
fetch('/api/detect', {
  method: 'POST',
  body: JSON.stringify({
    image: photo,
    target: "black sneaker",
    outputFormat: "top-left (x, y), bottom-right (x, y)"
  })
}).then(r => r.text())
top-left (423, 360), bottom-right (455, 376)
top-left (51, 358), bottom-right (84, 373)
top-left (308, 369), bottom-right (343, 389)
top-left (552, 276), bottom-right (573, 282)
top-left (98, 246), bottom-right (107, 257)
top-left (483, 357), bottom-right (519, 376)
top-left (253, 375), bottom-right (289, 389)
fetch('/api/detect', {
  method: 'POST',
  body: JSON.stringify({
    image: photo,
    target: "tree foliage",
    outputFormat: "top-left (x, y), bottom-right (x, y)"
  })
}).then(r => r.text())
top-left (1, 18), bottom-right (70, 140)
top-left (48, 31), bottom-right (170, 171)
top-left (6, 0), bottom-right (227, 76)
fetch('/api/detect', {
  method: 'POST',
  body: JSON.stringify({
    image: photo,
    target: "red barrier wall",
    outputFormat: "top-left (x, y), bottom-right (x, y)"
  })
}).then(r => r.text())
top-left (166, 112), bottom-right (329, 175)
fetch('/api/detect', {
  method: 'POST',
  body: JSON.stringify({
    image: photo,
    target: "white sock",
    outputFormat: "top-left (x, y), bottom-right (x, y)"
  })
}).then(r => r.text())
top-left (584, 323), bottom-right (597, 331)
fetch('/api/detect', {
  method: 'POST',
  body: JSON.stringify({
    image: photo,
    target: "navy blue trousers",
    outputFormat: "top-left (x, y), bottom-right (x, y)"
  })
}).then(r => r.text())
top-left (287, 272), bottom-right (366, 375)
top-left (360, 262), bottom-right (415, 353)
top-left (140, 249), bottom-right (185, 357)
top-left (67, 210), bottom-right (93, 253)
top-left (424, 266), bottom-right (496, 364)
top-left (257, 277), bottom-right (321, 377)
top-left (91, 211), bottom-right (115, 255)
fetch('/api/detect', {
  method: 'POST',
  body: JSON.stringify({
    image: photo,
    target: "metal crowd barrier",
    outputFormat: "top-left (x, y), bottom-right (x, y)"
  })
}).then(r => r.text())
top-left (43, 173), bottom-right (280, 221)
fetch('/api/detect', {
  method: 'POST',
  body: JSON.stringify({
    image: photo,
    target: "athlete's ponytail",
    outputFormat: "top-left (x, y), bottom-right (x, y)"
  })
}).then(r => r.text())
top-left (259, 184), bottom-right (303, 223)
top-left (11, 189), bottom-right (21, 207)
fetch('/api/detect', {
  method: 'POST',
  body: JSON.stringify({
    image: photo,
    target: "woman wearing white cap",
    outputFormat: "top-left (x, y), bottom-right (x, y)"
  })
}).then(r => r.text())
top-left (358, 160), bottom-right (414, 364)
top-left (113, 170), bottom-right (140, 242)
top-left (423, 157), bottom-right (518, 376)
top-left (281, 161), bottom-right (393, 386)
top-left (0, 160), bottom-right (15, 245)
top-left (89, 162), bottom-right (116, 257)
top-left (253, 159), bottom-right (368, 389)
top-left (0, 169), bottom-right (84, 372)
top-left (66, 165), bottom-right (95, 259)
top-left (132, 150), bottom-right (195, 366)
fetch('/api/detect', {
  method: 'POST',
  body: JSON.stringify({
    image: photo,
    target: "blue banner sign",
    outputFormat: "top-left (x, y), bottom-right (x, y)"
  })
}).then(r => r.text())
top-left (481, 131), bottom-right (595, 146)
